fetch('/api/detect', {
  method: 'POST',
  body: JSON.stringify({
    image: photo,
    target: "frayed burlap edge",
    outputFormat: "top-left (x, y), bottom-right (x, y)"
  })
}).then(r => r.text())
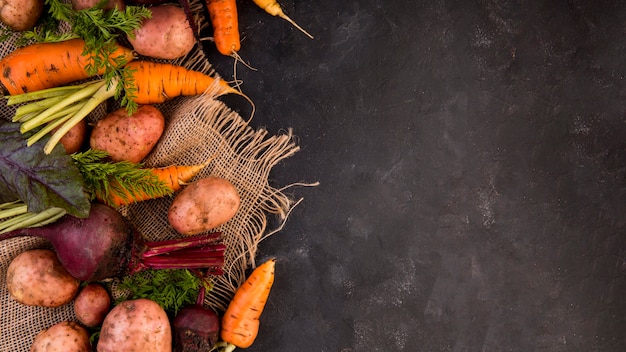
top-left (119, 94), bottom-right (318, 312)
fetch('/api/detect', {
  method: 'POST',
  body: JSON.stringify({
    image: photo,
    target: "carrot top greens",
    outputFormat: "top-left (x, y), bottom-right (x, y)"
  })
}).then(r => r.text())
top-left (71, 149), bottom-right (173, 206)
top-left (116, 269), bottom-right (211, 316)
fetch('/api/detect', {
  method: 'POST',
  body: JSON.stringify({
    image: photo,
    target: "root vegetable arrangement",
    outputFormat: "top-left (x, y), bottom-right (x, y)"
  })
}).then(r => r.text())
top-left (0, 0), bottom-right (310, 350)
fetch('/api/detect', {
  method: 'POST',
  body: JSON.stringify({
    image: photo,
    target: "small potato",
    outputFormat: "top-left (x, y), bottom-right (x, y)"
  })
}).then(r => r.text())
top-left (97, 298), bottom-right (172, 352)
top-left (0, 0), bottom-right (44, 31)
top-left (128, 4), bottom-right (196, 60)
top-left (168, 176), bottom-right (240, 236)
top-left (7, 249), bottom-right (80, 307)
top-left (71, 0), bottom-right (125, 10)
top-left (55, 118), bottom-right (87, 154)
top-left (74, 283), bottom-right (112, 327)
top-left (90, 105), bottom-right (165, 163)
top-left (30, 321), bottom-right (90, 352)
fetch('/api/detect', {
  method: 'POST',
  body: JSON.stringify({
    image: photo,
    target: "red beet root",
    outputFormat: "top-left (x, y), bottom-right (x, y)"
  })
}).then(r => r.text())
top-left (173, 278), bottom-right (220, 351)
top-left (0, 203), bottom-right (225, 281)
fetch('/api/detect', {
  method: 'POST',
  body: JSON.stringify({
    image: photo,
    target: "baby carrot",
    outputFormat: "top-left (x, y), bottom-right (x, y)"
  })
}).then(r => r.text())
top-left (220, 258), bottom-right (276, 350)
top-left (252, 0), bottom-right (314, 39)
top-left (206, 0), bottom-right (241, 56)
top-left (0, 39), bottom-right (134, 95)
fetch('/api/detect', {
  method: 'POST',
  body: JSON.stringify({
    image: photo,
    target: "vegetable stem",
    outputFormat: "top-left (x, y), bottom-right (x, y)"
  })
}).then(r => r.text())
top-left (141, 257), bottom-right (225, 269)
top-left (126, 232), bottom-right (226, 276)
top-left (9, 78), bottom-right (118, 154)
top-left (13, 112), bottom-right (39, 123)
top-left (0, 213), bottom-right (32, 232)
top-left (142, 232), bottom-right (223, 257)
top-left (44, 79), bottom-right (117, 154)
top-left (14, 95), bottom-right (69, 118)
top-left (0, 204), bottom-right (67, 234)
top-left (20, 80), bottom-right (105, 134)
top-left (0, 201), bottom-right (21, 209)
top-left (6, 83), bottom-right (91, 105)
top-left (27, 104), bottom-right (83, 147)
top-left (0, 203), bottom-right (28, 218)
top-left (2, 207), bottom-right (67, 233)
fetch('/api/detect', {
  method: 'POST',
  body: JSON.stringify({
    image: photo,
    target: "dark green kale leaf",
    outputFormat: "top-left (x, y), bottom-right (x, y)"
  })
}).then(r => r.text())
top-left (0, 119), bottom-right (90, 218)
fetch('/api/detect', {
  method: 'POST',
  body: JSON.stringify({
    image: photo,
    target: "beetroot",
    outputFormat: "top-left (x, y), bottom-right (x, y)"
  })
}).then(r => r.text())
top-left (172, 281), bottom-right (220, 351)
top-left (0, 203), bottom-right (225, 281)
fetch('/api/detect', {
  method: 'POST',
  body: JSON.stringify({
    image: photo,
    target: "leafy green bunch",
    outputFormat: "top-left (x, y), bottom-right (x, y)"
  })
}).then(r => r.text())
top-left (117, 269), bottom-right (212, 316)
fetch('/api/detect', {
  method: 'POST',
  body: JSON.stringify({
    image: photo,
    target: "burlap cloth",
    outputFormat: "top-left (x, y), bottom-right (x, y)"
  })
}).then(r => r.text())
top-left (0, 3), bottom-right (315, 350)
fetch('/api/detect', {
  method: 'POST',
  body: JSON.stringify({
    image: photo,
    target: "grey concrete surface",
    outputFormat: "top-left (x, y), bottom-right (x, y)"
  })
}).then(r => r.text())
top-left (209, 1), bottom-right (626, 351)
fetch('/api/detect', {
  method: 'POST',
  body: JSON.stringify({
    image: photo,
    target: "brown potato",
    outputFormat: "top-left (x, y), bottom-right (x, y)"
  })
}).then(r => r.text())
top-left (7, 249), bottom-right (80, 307)
top-left (89, 105), bottom-right (165, 163)
top-left (74, 283), bottom-right (112, 327)
top-left (30, 321), bottom-right (90, 352)
top-left (71, 0), bottom-right (125, 10)
top-left (0, 0), bottom-right (44, 31)
top-left (168, 176), bottom-right (240, 236)
top-left (97, 298), bottom-right (172, 352)
top-left (128, 4), bottom-right (196, 60)
top-left (55, 118), bottom-right (87, 154)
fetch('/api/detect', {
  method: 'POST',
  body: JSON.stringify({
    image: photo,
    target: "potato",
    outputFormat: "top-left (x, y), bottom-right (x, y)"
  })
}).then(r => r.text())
top-left (89, 105), bottom-right (165, 163)
top-left (55, 118), bottom-right (87, 154)
top-left (128, 4), bottom-right (196, 60)
top-left (74, 283), bottom-right (112, 327)
top-left (168, 176), bottom-right (240, 236)
top-left (71, 0), bottom-right (125, 10)
top-left (30, 321), bottom-right (90, 352)
top-left (0, 0), bottom-right (44, 31)
top-left (97, 298), bottom-right (172, 352)
top-left (7, 249), bottom-right (80, 307)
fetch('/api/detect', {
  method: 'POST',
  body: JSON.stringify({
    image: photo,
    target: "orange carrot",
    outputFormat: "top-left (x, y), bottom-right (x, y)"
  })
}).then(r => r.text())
top-left (252, 0), bottom-right (314, 39)
top-left (206, 0), bottom-right (241, 56)
top-left (220, 258), bottom-right (276, 350)
top-left (124, 60), bottom-right (242, 104)
top-left (103, 163), bottom-right (207, 207)
top-left (0, 39), bottom-right (134, 95)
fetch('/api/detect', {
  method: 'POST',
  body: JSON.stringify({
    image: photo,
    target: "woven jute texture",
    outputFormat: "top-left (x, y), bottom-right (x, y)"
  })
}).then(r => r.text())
top-left (0, 5), bottom-right (310, 350)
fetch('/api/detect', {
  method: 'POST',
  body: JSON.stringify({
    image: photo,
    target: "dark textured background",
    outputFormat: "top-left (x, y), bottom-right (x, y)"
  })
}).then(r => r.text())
top-left (207, 1), bottom-right (626, 351)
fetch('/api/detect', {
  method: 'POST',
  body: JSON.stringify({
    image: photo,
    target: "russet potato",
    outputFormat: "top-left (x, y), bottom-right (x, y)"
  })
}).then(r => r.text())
top-left (168, 176), bottom-right (241, 236)
top-left (89, 105), bottom-right (165, 163)
top-left (128, 4), bottom-right (196, 60)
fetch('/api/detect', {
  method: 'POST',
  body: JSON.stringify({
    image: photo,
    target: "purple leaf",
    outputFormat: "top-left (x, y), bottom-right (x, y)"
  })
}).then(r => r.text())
top-left (0, 119), bottom-right (90, 218)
